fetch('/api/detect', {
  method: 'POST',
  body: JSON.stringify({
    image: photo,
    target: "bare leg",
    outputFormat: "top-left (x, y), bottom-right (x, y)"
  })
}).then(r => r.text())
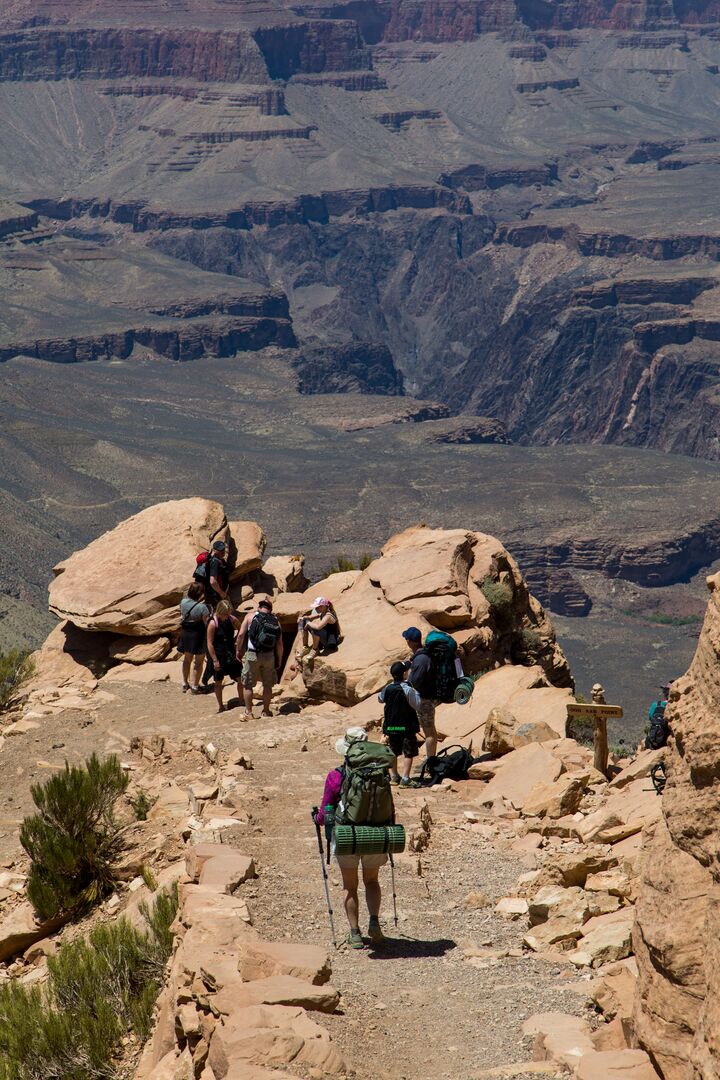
top-left (262, 683), bottom-right (272, 716)
top-left (182, 653), bottom-right (192, 687)
top-left (243, 685), bottom-right (254, 717)
top-left (214, 678), bottom-right (224, 712)
top-left (363, 866), bottom-right (381, 919)
top-left (340, 863), bottom-right (360, 930)
top-left (422, 724), bottom-right (438, 759)
top-left (400, 755), bottom-right (413, 780)
top-left (191, 654), bottom-right (203, 689)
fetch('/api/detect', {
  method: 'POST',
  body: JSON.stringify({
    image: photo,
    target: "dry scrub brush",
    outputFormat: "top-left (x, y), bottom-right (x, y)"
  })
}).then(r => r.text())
top-left (0, 884), bottom-right (178, 1080)
top-left (20, 755), bottom-right (129, 922)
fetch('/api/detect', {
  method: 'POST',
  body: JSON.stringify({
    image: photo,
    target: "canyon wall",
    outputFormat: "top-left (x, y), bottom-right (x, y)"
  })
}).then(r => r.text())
top-left (634, 571), bottom-right (720, 1077)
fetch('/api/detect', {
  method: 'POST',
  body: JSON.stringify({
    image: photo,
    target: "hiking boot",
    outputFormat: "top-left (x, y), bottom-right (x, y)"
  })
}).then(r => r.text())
top-left (346, 928), bottom-right (364, 950)
top-left (367, 917), bottom-right (385, 944)
top-left (399, 778), bottom-right (421, 789)
top-left (389, 773), bottom-right (401, 786)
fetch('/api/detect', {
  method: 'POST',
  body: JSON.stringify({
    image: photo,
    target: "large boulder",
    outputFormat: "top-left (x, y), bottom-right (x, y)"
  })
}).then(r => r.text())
top-left (634, 569), bottom-right (720, 1078)
top-left (49, 498), bottom-right (231, 636)
top-left (291, 526), bottom-right (572, 707)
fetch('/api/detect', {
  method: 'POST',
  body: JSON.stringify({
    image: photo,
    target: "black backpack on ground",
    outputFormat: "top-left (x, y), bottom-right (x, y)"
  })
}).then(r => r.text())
top-left (250, 611), bottom-right (281, 652)
top-left (645, 700), bottom-right (670, 750)
top-left (420, 744), bottom-right (476, 785)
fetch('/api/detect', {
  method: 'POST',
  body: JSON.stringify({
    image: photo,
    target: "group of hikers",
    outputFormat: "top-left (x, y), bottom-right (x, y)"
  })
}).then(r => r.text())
top-left (177, 539), bottom-right (340, 716)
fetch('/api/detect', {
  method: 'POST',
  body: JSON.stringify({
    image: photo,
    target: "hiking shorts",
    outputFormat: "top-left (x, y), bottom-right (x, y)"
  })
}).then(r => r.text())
top-left (241, 650), bottom-right (276, 690)
top-left (416, 698), bottom-right (437, 733)
top-left (212, 656), bottom-right (243, 683)
top-left (336, 852), bottom-right (389, 871)
top-left (387, 732), bottom-right (419, 759)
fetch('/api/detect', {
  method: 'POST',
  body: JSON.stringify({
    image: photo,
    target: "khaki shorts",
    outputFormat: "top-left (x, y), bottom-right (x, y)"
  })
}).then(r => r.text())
top-left (335, 852), bottom-right (388, 870)
top-left (241, 650), bottom-right (276, 690)
top-left (416, 698), bottom-right (437, 733)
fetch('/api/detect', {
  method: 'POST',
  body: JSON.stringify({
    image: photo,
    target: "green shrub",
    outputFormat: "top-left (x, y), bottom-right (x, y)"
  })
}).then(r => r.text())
top-left (325, 556), bottom-right (356, 575)
top-left (0, 649), bottom-right (34, 714)
top-left (358, 553), bottom-right (373, 571)
top-left (20, 754), bottom-right (129, 922)
top-left (0, 886), bottom-right (179, 1080)
top-left (130, 791), bottom-right (154, 822)
top-left (481, 576), bottom-right (514, 625)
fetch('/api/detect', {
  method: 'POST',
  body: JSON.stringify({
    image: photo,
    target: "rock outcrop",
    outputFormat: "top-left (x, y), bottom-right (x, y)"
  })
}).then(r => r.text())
top-left (284, 525), bottom-right (572, 707)
top-left (634, 569), bottom-right (720, 1078)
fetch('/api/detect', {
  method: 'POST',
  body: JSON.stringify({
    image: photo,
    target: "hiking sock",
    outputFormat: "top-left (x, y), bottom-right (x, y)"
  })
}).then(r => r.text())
top-left (347, 928), bottom-right (364, 949)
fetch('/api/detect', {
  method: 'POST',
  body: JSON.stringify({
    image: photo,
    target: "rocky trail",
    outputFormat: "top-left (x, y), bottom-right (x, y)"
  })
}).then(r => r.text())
top-left (0, 676), bottom-right (586, 1079)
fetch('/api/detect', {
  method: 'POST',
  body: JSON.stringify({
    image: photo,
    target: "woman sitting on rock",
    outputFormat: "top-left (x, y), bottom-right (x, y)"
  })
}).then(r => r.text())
top-left (206, 600), bottom-right (244, 713)
top-left (295, 596), bottom-right (340, 666)
top-left (179, 582), bottom-right (210, 694)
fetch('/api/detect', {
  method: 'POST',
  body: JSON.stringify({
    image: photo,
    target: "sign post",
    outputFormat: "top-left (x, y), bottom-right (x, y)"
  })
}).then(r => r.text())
top-left (566, 689), bottom-right (623, 778)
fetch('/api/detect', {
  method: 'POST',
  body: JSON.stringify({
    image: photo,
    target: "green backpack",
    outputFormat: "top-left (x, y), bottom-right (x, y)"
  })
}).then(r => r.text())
top-left (336, 742), bottom-right (396, 826)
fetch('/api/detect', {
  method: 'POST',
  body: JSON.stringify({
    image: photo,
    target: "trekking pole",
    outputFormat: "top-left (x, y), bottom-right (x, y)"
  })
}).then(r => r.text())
top-left (311, 807), bottom-right (337, 949)
top-left (389, 853), bottom-right (398, 928)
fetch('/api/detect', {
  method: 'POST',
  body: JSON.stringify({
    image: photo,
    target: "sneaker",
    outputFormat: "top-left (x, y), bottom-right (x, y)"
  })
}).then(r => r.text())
top-left (367, 917), bottom-right (385, 944)
top-left (389, 774), bottom-right (401, 786)
top-left (399, 778), bottom-right (421, 789)
top-left (182, 683), bottom-right (190, 693)
top-left (346, 928), bottom-right (364, 950)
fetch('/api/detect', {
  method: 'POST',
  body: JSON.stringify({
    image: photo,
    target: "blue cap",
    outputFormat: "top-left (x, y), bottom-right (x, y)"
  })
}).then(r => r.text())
top-left (402, 627), bottom-right (422, 643)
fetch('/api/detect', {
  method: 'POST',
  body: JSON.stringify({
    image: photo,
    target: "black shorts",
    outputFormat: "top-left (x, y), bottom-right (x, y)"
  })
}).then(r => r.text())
top-left (211, 656), bottom-right (243, 682)
top-left (387, 732), bottom-right (419, 759)
top-left (179, 622), bottom-right (206, 655)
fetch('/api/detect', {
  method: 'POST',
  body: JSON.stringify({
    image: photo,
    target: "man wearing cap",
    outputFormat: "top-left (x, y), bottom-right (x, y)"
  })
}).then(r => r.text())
top-left (295, 597), bottom-right (339, 665)
top-left (205, 540), bottom-right (230, 609)
top-left (402, 627), bottom-right (438, 760)
top-left (236, 597), bottom-right (283, 721)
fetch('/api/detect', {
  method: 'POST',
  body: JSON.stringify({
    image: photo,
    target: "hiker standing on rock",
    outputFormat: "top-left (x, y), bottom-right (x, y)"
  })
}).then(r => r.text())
top-left (178, 582), bottom-right (210, 694)
top-left (402, 627), bottom-right (438, 760)
top-left (236, 597), bottom-right (283, 721)
top-left (206, 600), bottom-right (243, 714)
top-left (315, 727), bottom-right (389, 949)
top-left (205, 540), bottom-right (230, 609)
top-left (379, 661), bottom-right (421, 788)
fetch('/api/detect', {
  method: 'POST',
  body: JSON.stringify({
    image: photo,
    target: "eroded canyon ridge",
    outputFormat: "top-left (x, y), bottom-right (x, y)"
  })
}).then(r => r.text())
top-left (2, 0), bottom-right (720, 695)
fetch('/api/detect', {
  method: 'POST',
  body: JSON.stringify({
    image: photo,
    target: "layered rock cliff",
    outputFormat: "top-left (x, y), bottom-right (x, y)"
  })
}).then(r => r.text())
top-left (634, 571), bottom-right (720, 1077)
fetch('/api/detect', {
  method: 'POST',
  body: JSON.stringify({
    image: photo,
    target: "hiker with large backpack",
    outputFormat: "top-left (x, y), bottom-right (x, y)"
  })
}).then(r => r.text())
top-left (236, 596), bottom-right (283, 721)
top-left (645, 682), bottom-right (672, 750)
top-left (379, 661), bottom-right (422, 789)
top-left (178, 582), bottom-right (210, 694)
top-left (314, 727), bottom-right (396, 949)
top-left (402, 626), bottom-right (439, 760)
top-left (205, 600), bottom-right (244, 714)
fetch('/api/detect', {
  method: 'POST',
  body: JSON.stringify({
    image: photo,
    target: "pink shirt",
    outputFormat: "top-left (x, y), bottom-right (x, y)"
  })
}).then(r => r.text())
top-left (315, 768), bottom-right (343, 825)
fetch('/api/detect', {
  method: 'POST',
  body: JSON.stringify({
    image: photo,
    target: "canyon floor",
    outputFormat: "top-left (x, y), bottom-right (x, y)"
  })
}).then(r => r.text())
top-left (0, 674), bottom-right (590, 1079)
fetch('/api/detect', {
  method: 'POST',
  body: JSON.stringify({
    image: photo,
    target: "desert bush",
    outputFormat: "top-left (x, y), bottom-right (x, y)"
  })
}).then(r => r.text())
top-left (481, 577), bottom-right (514, 625)
top-left (130, 790), bottom-right (153, 821)
top-left (0, 649), bottom-right (34, 714)
top-left (0, 886), bottom-right (178, 1080)
top-left (358, 553), bottom-right (373, 570)
top-left (20, 755), bottom-right (129, 922)
top-left (326, 556), bottom-right (356, 575)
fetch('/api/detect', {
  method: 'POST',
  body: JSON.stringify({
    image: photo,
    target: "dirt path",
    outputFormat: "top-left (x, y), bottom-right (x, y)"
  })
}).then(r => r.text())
top-left (0, 679), bottom-right (590, 1079)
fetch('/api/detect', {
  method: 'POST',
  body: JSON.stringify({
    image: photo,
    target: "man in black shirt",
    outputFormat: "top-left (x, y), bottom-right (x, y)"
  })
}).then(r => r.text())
top-left (402, 626), bottom-right (438, 759)
top-left (205, 540), bottom-right (230, 609)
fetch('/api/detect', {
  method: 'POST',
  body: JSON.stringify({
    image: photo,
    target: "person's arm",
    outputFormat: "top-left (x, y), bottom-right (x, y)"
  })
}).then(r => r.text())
top-left (403, 683), bottom-right (422, 712)
top-left (275, 634), bottom-right (284, 671)
top-left (201, 604), bottom-right (210, 625)
top-left (209, 559), bottom-right (228, 600)
top-left (315, 769), bottom-right (343, 825)
top-left (378, 684), bottom-right (387, 703)
top-left (235, 614), bottom-right (250, 660)
top-left (207, 620), bottom-right (220, 669)
top-left (308, 612), bottom-right (334, 631)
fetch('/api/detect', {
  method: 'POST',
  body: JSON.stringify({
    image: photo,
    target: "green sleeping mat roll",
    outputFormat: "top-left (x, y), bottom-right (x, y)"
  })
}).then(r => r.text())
top-left (454, 676), bottom-right (475, 705)
top-left (333, 824), bottom-right (406, 856)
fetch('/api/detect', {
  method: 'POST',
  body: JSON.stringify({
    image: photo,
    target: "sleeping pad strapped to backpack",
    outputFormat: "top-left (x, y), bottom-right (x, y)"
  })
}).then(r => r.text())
top-left (336, 742), bottom-right (396, 826)
top-left (424, 630), bottom-right (460, 704)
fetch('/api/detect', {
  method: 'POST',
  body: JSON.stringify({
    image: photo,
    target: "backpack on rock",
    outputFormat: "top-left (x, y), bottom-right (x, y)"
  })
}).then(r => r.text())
top-left (337, 742), bottom-right (396, 826)
top-left (420, 744), bottom-right (476, 785)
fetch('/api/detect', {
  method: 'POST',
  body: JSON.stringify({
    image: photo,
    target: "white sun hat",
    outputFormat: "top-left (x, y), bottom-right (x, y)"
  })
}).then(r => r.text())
top-left (335, 726), bottom-right (368, 757)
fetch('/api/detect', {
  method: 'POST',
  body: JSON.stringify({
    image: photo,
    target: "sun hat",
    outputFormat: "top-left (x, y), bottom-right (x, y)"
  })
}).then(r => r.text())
top-left (335, 726), bottom-right (368, 756)
top-left (402, 626), bottom-right (422, 643)
top-left (313, 596), bottom-right (330, 608)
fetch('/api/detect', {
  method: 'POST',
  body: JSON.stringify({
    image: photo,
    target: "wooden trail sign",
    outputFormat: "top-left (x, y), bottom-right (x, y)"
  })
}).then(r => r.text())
top-left (566, 703), bottom-right (624, 720)
top-left (567, 700), bottom-right (624, 778)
